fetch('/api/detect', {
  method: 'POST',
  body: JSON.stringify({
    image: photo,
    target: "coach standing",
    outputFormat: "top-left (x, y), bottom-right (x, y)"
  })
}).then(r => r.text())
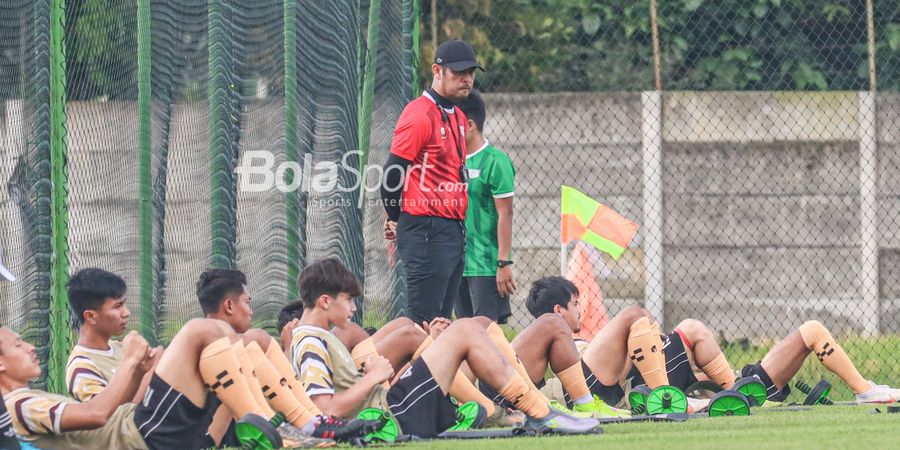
top-left (381, 39), bottom-right (484, 323)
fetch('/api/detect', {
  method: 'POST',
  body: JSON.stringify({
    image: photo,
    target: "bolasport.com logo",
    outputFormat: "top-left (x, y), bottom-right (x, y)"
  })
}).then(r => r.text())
top-left (234, 150), bottom-right (467, 208)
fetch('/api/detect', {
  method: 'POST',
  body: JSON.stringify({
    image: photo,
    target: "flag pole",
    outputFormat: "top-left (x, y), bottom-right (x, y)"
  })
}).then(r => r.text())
top-left (560, 241), bottom-right (567, 276)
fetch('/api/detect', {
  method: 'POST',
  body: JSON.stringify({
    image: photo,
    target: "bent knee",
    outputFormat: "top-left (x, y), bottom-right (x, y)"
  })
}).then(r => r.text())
top-left (243, 328), bottom-right (273, 349)
top-left (675, 319), bottom-right (713, 342)
top-left (618, 305), bottom-right (648, 324)
top-left (449, 317), bottom-right (486, 335)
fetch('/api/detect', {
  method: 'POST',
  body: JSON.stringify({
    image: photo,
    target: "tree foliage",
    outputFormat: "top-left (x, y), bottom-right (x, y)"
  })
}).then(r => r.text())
top-left (423, 0), bottom-right (900, 92)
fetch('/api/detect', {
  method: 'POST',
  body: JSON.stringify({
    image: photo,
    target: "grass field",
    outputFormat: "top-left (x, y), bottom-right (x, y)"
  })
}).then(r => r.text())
top-left (395, 405), bottom-right (900, 450)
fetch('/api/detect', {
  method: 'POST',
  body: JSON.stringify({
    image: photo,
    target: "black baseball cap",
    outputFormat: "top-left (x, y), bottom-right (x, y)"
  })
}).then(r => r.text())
top-left (434, 40), bottom-right (485, 72)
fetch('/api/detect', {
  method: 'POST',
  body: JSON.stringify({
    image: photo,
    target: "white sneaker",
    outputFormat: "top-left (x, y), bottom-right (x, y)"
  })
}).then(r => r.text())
top-left (686, 396), bottom-right (710, 413)
top-left (855, 381), bottom-right (900, 404)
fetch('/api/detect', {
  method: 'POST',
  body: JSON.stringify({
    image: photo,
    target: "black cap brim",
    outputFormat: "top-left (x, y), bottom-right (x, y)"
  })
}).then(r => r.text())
top-left (443, 60), bottom-right (485, 72)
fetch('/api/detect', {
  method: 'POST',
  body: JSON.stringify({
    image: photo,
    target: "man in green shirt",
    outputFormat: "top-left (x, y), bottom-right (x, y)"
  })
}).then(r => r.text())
top-left (455, 91), bottom-right (516, 324)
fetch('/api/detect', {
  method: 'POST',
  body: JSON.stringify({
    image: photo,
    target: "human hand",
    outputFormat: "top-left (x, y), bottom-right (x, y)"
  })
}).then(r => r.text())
top-left (423, 317), bottom-right (451, 339)
top-left (383, 219), bottom-right (398, 241)
top-left (138, 346), bottom-right (163, 373)
top-left (497, 266), bottom-right (517, 297)
top-left (122, 331), bottom-right (150, 366)
top-left (363, 355), bottom-right (394, 384)
top-left (281, 318), bottom-right (301, 351)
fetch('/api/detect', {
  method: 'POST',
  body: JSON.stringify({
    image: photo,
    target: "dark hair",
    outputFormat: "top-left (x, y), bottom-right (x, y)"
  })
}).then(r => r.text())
top-left (525, 276), bottom-right (579, 318)
top-left (458, 90), bottom-right (486, 132)
top-left (197, 269), bottom-right (247, 315)
top-left (297, 258), bottom-right (362, 309)
top-left (277, 300), bottom-right (304, 333)
top-left (67, 268), bottom-right (127, 325)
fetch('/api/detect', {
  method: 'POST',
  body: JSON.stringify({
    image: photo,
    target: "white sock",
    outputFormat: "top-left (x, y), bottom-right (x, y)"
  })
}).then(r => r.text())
top-left (573, 394), bottom-right (592, 405)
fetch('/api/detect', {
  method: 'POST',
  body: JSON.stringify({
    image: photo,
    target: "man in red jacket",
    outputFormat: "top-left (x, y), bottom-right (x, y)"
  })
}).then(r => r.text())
top-left (381, 39), bottom-right (484, 323)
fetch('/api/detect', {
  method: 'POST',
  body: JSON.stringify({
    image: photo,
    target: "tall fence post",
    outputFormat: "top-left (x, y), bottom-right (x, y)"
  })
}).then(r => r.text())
top-left (48, 0), bottom-right (72, 394)
top-left (284, 0), bottom-right (304, 299)
top-left (137, 0), bottom-right (157, 346)
top-left (208, 0), bottom-right (239, 269)
top-left (641, 91), bottom-right (665, 328)
top-left (858, 91), bottom-right (880, 337)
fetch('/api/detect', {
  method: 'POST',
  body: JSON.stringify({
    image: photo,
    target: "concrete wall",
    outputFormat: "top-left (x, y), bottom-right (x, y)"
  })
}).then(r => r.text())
top-left (2, 92), bottom-right (899, 338)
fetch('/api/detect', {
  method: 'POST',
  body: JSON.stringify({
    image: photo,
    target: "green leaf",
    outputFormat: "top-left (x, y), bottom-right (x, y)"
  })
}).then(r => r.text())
top-left (683, 0), bottom-right (704, 12)
top-left (753, 4), bottom-right (768, 18)
top-left (582, 14), bottom-right (601, 35)
top-left (887, 24), bottom-right (900, 51)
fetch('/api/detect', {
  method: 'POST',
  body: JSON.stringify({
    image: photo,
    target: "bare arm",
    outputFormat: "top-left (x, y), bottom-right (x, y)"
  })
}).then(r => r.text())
top-left (495, 197), bottom-right (513, 261)
top-left (132, 346), bottom-right (163, 403)
top-left (310, 355), bottom-right (393, 417)
top-left (494, 196), bottom-right (516, 296)
top-left (310, 376), bottom-right (382, 418)
top-left (60, 331), bottom-right (150, 430)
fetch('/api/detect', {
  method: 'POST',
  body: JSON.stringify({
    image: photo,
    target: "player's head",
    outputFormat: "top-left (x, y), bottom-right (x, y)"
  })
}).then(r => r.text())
top-left (297, 258), bottom-right (361, 327)
top-left (67, 268), bottom-right (130, 336)
top-left (0, 327), bottom-right (41, 384)
top-left (197, 268), bottom-right (252, 333)
top-left (526, 276), bottom-right (581, 333)
top-left (458, 90), bottom-right (486, 145)
top-left (277, 300), bottom-right (304, 334)
top-left (432, 40), bottom-right (483, 101)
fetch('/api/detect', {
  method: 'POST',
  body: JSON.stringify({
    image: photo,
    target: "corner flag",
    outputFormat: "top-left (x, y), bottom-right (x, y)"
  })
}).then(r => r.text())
top-left (560, 185), bottom-right (638, 260)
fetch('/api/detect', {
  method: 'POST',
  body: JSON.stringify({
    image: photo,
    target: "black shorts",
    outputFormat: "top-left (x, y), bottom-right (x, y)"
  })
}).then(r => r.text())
top-left (456, 276), bottom-right (512, 324)
top-left (578, 360), bottom-right (626, 406)
top-left (627, 332), bottom-right (699, 391)
top-left (134, 374), bottom-right (222, 450)
top-left (741, 363), bottom-right (791, 402)
top-left (387, 358), bottom-right (458, 438)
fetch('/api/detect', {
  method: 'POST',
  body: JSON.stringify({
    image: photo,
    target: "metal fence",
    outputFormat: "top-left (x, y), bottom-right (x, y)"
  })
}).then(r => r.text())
top-left (1, 0), bottom-right (899, 399)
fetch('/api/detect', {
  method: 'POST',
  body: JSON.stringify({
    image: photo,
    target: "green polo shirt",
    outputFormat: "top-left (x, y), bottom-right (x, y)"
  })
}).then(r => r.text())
top-left (463, 141), bottom-right (515, 276)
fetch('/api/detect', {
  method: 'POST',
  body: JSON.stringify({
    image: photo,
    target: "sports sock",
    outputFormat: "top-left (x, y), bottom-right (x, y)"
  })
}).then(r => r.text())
top-left (700, 352), bottom-right (736, 389)
top-left (498, 375), bottom-right (550, 419)
top-left (199, 337), bottom-right (269, 419)
top-left (450, 372), bottom-right (496, 415)
top-left (232, 340), bottom-right (277, 416)
top-left (412, 336), bottom-right (433, 361)
top-left (650, 321), bottom-right (668, 376)
top-left (486, 323), bottom-right (540, 392)
top-left (627, 317), bottom-right (668, 389)
top-left (263, 337), bottom-right (323, 415)
top-left (798, 321), bottom-right (869, 394)
top-left (557, 362), bottom-right (592, 405)
top-left (350, 337), bottom-right (378, 370)
top-left (246, 342), bottom-right (316, 428)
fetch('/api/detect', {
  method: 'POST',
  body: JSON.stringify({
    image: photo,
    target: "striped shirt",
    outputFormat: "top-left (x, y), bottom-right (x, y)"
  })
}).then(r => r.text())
top-left (289, 325), bottom-right (389, 417)
top-left (574, 338), bottom-right (589, 357)
top-left (3, 388), bottom-right (68, 436)
top-left (66, 341), bottom-right (123, 402)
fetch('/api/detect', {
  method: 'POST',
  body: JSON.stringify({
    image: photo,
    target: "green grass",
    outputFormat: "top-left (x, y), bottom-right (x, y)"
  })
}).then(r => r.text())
top-left (395, 406), bottom-right (900, 450)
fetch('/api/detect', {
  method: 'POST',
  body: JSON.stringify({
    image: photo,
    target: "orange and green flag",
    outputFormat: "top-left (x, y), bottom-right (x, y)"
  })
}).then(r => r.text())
top-left (561, 185), bottom-right (638, 260)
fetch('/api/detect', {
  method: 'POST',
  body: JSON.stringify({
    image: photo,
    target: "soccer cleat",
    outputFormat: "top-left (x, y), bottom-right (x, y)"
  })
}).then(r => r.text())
top-left (855, 381), bottom-right (900, 404)
top-left (522, 407), bottom-right (601, 435)
top-left (572, 396), bottom-right (631, 418)
top-left (548, 400), bottom-right (593, 418)
top-left (686, 396), bottom-right (710, 414)
top-left (310, 415), bottom-right (382, 441)
top-left (277, 423), bottom-right (335, 448)
top-left (483, 405), bottom-right (526, 428)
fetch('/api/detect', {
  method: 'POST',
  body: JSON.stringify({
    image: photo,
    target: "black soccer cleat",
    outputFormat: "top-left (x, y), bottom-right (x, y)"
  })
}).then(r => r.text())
top-left (310, 415), bottom-right (381, 441)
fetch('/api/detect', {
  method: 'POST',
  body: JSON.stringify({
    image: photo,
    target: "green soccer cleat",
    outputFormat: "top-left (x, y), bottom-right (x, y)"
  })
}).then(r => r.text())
top-left (548, 399), bottom-right (593, 419)
top-left (572, 396), bottom-right (632, 419)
